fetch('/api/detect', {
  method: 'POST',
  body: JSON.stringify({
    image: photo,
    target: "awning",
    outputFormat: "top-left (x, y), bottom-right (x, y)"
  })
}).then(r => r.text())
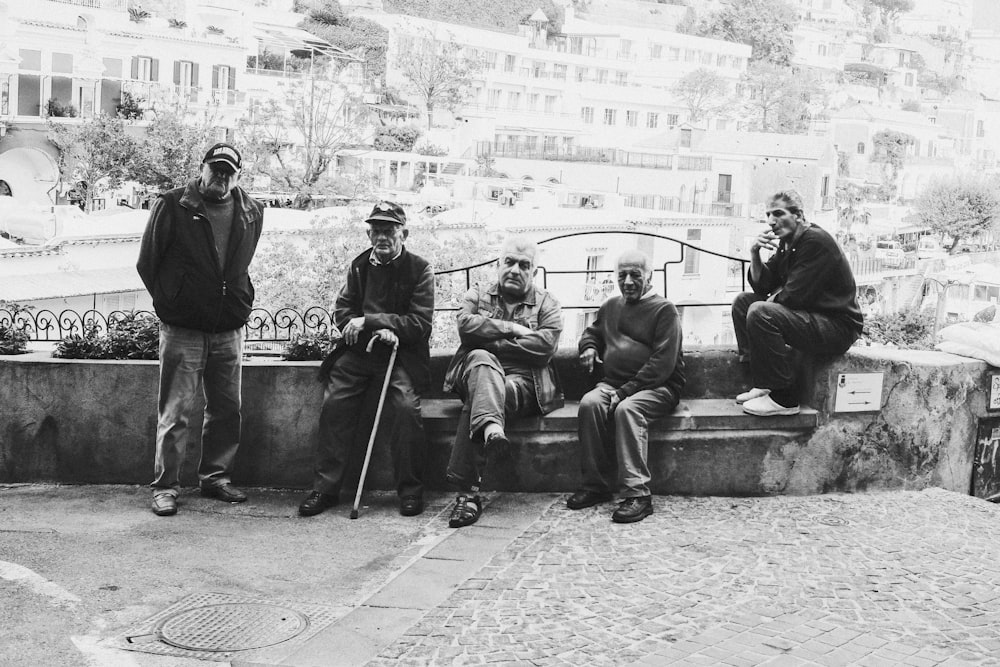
top-left (0, 267), bottom-right (145, 302)
top-left (253, 23), bottom-right (362, 61)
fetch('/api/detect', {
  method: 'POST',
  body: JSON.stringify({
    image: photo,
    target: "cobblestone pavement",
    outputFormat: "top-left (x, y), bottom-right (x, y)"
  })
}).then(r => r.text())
top-left (368, 489), bottom-right (1000, 666)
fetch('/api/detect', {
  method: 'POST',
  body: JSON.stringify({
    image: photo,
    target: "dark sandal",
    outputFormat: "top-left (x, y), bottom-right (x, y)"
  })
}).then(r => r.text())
top-left (448, 494), bottom-right (482, 528)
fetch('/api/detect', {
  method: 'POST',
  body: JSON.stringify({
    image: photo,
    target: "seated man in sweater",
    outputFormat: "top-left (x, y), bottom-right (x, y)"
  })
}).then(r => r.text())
top-left (567, 250), bottom-right (686, 524)
top-left (732, 189), bottom-right (863, 417)
top-left (442, 236), bottom-right (563, 528)
top-left (299, 201), bottom-right (434, 518)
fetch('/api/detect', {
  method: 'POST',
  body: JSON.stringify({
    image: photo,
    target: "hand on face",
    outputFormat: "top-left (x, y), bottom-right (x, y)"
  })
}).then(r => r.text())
top-left (763, 203), bottom-right (802, 241)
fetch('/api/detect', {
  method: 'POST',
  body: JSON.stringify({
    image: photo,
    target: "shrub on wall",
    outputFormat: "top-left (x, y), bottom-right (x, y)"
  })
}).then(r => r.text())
top-left (861, 308), bottom-right (936, 350)
top-left (0, 303), bottom-right (31, 355)
top-left (283, 332), bottom-right (340, 361)
top-left (53, 313), bottom-right (160, 360)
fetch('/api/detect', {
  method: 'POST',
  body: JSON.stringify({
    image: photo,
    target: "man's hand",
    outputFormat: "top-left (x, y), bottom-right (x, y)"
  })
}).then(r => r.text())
top-left (342, 316), bottom-right (365, 345)
top-left (751, 229), bottom-right (779, 253)
top-left (509, 323), bottom-right (533, 338)
top-left (370, 328), bottom-right (398, 349)
top-left (600, 386), bottom-right (621, 414)
top-left (579, 348), bottom-right (601, 374)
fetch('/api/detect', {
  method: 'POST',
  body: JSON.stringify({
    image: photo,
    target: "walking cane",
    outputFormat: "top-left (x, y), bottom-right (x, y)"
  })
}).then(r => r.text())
top-left (350, 338), bottom-right (398, 520)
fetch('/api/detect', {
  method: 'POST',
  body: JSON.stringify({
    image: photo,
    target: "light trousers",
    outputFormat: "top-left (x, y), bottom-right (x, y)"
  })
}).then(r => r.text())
top-left (151, 323), bottom-right (243, 496)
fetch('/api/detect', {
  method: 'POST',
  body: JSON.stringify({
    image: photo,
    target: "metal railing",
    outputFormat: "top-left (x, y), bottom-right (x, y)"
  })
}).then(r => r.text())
top-left (2, 232), bottom-right (751, 347)
top-left (477, 142), bottom-right (674, 169)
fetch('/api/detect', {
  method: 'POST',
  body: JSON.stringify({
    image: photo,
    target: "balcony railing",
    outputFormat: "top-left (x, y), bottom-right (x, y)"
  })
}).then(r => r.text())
top-left (477, 142), bottom-right (673, 169)
top-left (2, 232), bottom-right (751, 348)
top-left (49, 0), bottom-right (126, 9)
top-left (121, 81), bottom-right (245, 107)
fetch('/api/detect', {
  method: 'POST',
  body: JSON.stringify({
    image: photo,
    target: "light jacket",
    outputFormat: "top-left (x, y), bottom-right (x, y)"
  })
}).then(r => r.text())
top-left (443, 282), bottom-right (564, 414)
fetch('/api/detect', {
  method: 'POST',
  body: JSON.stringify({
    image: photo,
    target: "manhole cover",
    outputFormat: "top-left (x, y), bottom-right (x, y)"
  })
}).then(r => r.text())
top-left (811, 514), bottom-right (850, 526)
top-left (157, 603), bottom-right (308, 652)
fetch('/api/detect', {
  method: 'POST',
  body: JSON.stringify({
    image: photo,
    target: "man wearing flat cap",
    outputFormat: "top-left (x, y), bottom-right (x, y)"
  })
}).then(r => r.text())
top-left (299, 201), bottom-right (435, 518)
top-left (137, 142), bottom-right (264, 517)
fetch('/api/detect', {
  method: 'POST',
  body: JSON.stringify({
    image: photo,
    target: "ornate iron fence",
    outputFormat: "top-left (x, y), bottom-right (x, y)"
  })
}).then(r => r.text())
top-left (2, 231), bottom-right (752, 346)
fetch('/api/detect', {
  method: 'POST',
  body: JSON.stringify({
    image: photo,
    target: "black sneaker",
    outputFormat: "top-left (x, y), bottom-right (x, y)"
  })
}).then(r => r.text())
top-left (612, 496), bottom-right (653, 523)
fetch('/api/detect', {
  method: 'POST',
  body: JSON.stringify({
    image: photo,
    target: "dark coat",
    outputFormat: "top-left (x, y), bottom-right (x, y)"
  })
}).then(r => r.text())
top-left (136, 179), bottom-right (264, 333)
top-left (319, 247), bottom-right (435, 393)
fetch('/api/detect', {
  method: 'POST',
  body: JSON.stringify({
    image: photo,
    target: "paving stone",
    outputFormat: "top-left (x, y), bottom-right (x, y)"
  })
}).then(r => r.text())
top-left (370, 490), bottom-right (1000, 666)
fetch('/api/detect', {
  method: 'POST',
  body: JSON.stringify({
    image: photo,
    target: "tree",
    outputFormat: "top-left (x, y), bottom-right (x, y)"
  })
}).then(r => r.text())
top-left (739, 62), bottom-right (819, 133)
top-left (672, 68), bottom-right (731, 124)
top-left (868, 0), bottom-right (915, 26)
top-left (695, 0), bottom-right (798, 66)
top-left (396, 30), bottom-right (481, 129)
top-left (914, 176), bottom-right (1000, 254)
top-left (48, 114), bottom-right (140, 212)
top-left (133, 105), bottom-right (222, 192)
top-left (252, 209), bottom-right (495, 349)
top-left (298, 2), bottom-right (389, 86)
top-left (871, 129), bottom-right (914, 200)
top-left (237, 66), bottom-right (370, 197)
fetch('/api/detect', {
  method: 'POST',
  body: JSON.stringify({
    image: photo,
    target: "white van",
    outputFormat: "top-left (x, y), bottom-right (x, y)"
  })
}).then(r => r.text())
top-left (917, 237), bottom-right (946, 259)
top-left (874, 240), bottom-right (905, 267)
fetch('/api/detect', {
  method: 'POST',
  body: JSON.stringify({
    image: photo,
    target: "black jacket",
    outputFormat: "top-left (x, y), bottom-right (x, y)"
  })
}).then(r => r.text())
top-left (137, 179), bottom-right (264, 333)
top-left (749, 223), bottom-right (864, 335)
top-left (319, 247), bottom-right (435, 393)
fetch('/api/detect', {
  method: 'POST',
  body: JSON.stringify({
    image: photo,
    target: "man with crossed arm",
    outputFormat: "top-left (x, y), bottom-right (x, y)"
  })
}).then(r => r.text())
top-left (442, 237), bottom-right (563, 528)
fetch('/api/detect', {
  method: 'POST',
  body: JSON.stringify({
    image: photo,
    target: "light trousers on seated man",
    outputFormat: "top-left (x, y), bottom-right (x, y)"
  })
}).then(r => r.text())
top-left (577, 382), bottom-right (680, 499)
top-left (446, 349), bottom-right (538, 491)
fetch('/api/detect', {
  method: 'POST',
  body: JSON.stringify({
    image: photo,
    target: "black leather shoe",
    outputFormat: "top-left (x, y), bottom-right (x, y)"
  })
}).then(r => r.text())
top-left (612, 496), bottom-right (653, 524)
top-left (485, 431), bottom-right (511, 459)
top-left (299, 491), bottom-right (338, 517)
top-left (399, 495), bottom-right (424, 516)
top-left (200, 484), bottom-right (247, 503)
top-left (566, 489), bottom-right (614, 510)
top-left (151, 494), bottom-right (177, 516)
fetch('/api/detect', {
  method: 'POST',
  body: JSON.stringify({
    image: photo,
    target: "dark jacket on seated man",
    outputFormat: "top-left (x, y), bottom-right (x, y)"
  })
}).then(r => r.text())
top-left (749, 223), bottom-right (863, 335)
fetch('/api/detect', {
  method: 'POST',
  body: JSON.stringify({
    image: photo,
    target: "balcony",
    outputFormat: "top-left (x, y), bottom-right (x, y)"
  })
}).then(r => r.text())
top-left (121, 81), bottom-right (245, 108)
top-left (48, 0), bottom-right (126, 9)
top-left (477, 142), bottom-right (673, 169)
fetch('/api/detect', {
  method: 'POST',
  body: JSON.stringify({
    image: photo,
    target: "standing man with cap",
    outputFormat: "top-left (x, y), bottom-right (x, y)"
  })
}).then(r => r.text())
top-left (299, 201), bottom-right (435, 518)
top-left (137, 142), bottom-right (264, 516)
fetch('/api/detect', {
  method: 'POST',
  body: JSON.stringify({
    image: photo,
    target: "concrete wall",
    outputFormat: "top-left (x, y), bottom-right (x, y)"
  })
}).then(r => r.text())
top-left (0, 347), bottom-right (994, 495)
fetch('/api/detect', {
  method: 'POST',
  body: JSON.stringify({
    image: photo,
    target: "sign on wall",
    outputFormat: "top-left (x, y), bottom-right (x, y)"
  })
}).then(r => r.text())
top-left (990, 373), bottom-right (1000, 411)
top-left (833, 372), bottom-right (884, 413)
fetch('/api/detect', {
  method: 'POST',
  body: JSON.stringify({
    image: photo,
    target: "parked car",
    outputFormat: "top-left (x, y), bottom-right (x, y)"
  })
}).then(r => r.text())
top-left (874, 240), bottom-right (905, 267)
top-left (917, 237), bottom-right (947, 260)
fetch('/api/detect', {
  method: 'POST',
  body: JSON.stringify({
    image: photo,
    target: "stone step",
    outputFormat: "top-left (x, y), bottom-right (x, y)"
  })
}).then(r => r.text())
top-left (412, 426), bottom-right (813, 497)
top-left (422, 398), bottom-right (818, 433)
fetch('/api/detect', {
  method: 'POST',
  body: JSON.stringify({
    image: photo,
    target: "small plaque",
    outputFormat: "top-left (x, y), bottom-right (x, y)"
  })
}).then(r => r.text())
top-left (990, 374), bottom-right (1000, 411)
top-left (833, 372), bottom-right (883, 413)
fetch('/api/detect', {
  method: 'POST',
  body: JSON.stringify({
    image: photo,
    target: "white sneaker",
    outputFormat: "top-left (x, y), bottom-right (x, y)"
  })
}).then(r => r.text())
top-left (735, 387), bottom-right (770, 404)
top-left (742, 395), bottom-right (800, 416)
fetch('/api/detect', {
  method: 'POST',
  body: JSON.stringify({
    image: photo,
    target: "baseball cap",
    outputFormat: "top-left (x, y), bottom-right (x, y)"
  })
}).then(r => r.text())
top-left (366, 200), bottom-right (406, 226)
top-left (203, 142), bottom-right (242, 173)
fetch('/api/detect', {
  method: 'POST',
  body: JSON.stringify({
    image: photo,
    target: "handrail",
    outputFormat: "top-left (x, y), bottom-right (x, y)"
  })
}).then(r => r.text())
top-left (2, 231), bottom-right (751, 343)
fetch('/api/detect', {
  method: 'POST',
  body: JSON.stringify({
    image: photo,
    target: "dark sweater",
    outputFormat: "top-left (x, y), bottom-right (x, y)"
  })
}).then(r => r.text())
top-left (749, 223), bottom-right (864, 335)
top-left (320, 247), bottom-right (435, 393)
top-left (578, 293), bottom-right (686, 400)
